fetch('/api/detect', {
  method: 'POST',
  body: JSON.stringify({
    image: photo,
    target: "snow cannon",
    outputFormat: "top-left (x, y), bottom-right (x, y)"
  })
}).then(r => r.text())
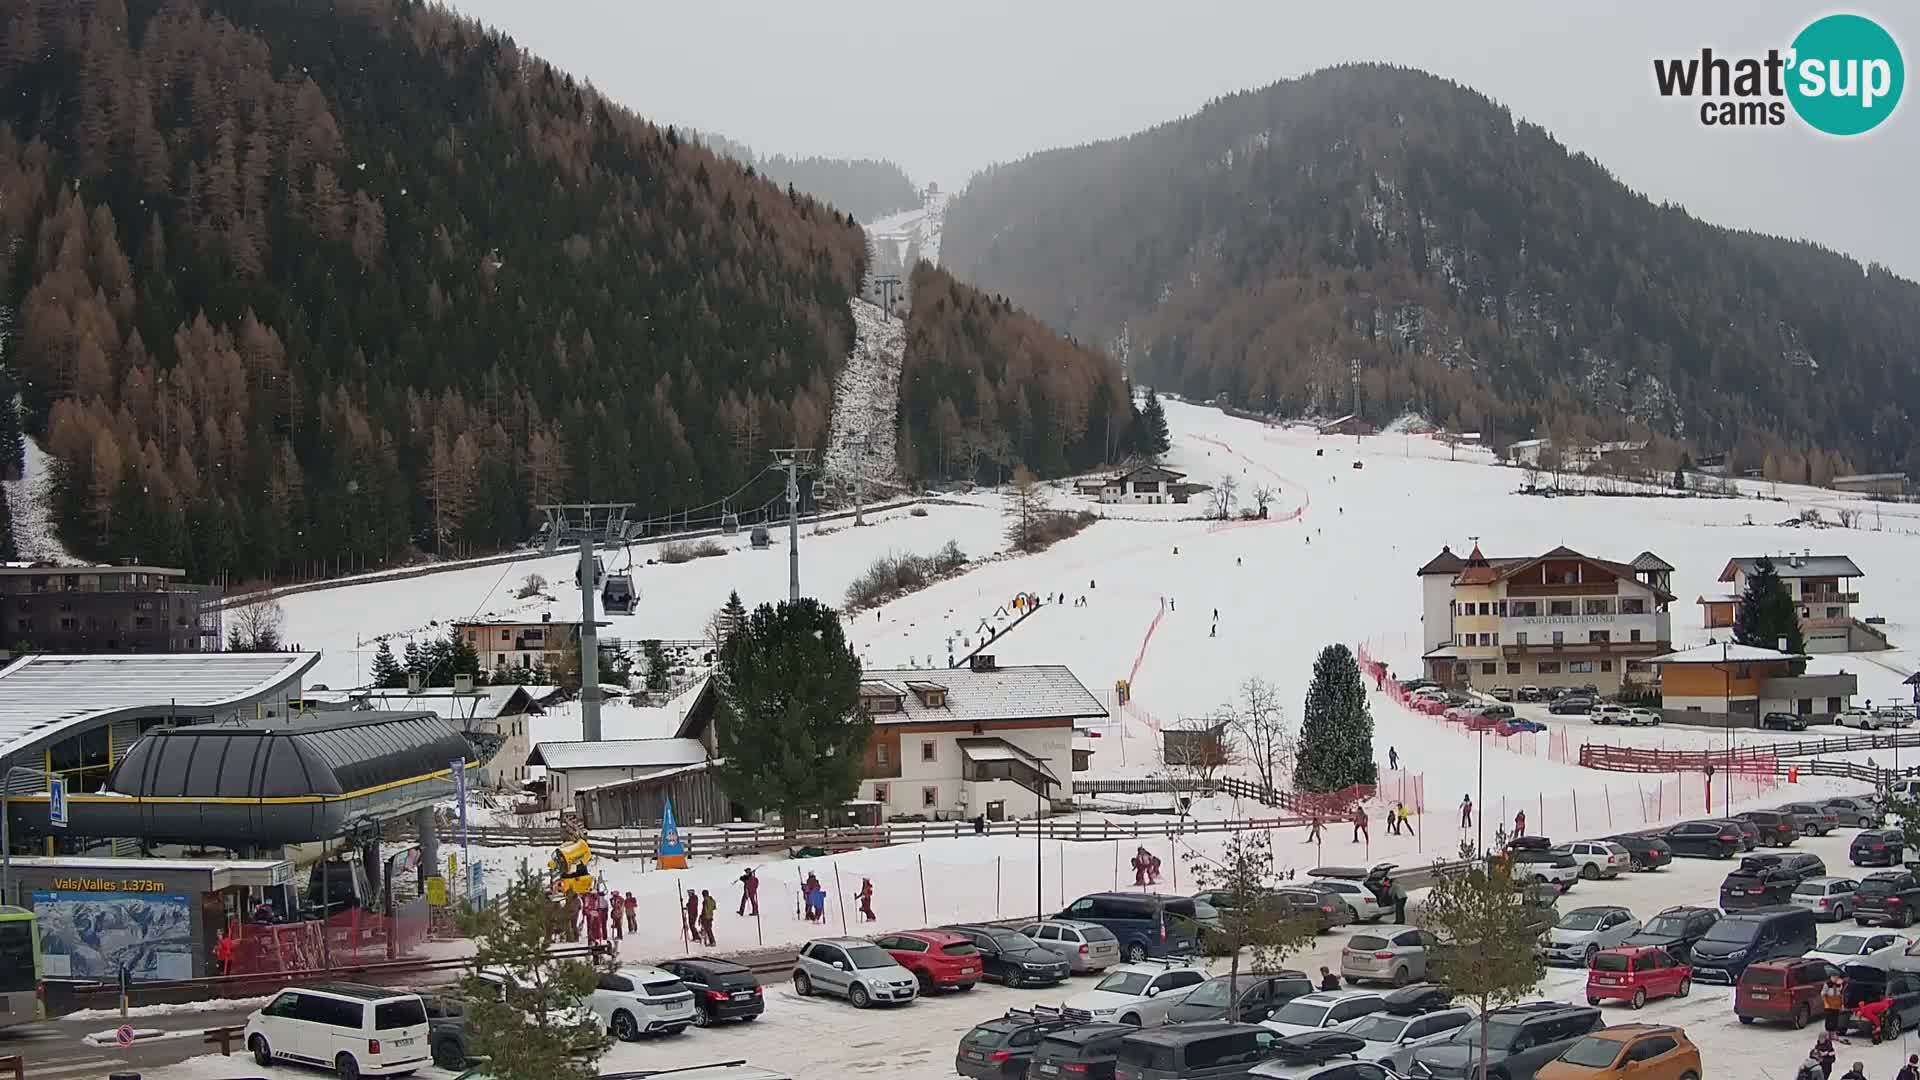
top-left (549, 838), bottom-right (595, 896)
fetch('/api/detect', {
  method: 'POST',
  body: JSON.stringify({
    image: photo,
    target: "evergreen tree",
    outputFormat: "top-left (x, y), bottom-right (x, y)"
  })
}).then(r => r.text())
top-left (423, 626), bottom-right (481, 686)
top-left (402, 639), bottom-right (426, 685)
top-left (1418, 833), bottom-right (1546, 1078)
top-left (1293, 643), bottom-right (1378, 792)
top-left (1137, 389), bottom-right (1172, 459)
top-left (1671, 465), bottom-right (1686, 491)
top-left (1733, 556), bottom-right (1806, 672)
top-left (642, 639), bottom-right (670, 692)
top-left (719, 590), bottom-right (748, 647)
top-left (369, 639), bottom-right (405, 689)
top-left (456, 867), bottom-right (608, 1080)
top-left (0, 365), bottom-right (22, 482)
top-left (711, 598), bottom-right (869, 830)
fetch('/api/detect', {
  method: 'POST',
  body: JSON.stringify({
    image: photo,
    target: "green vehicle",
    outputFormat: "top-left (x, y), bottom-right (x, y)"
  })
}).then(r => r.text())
top-left (0, 906), bottom-right (44, 1028)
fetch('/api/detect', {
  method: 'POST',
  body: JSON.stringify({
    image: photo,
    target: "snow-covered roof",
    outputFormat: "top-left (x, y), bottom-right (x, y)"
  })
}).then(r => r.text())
top-left (352, 685), bottom-right (541, 722)
top-left (957, 737), bottom-right (1060, 781)
top-left (574, 760), bottom-right (711, 793)
top-left (0, 652), bottom-right (320, 761)
top-left (1416, 546), bottom-right (1466, 576)
top-left (1646, 643), bottom-right (1807, 665)
top-left (861, 664), bottom-right (1106, 726)
top-left (1834, 473), bottom-right (1907, 483)
top-left (527, 736), bottom-right (708, 771)
top-left (1721, 556), bottom-right (1864, 581)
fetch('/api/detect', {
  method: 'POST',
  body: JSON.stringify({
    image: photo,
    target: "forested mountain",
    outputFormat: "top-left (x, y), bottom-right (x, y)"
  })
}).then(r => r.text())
top-left (898, 264), bottom-right (1132, 483)
top-left (0, 0), bottom-right (868, 581)
top-left (943, 64), bottom-right (1920, 475)
top-left (685, 129), bottom-right (919, 223)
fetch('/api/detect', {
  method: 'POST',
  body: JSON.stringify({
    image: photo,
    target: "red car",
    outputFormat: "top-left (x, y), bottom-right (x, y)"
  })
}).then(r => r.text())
top-left (1586, 946), bottom-right (1692, 1009)
top-left (872, 930), bottom-right (983, 992)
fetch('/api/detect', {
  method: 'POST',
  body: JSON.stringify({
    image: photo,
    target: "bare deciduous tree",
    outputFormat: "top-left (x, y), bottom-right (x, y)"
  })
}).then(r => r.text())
top-left (1209, 474), bottom-right (1240, 520)
top-left (1250, 483), bottom-right (1276, 517)
top-left (1223, 677), bottom-right (1294, 800)
top-left (227, 597), bottom-right (285, 652)
top-left (514, 572), bottom-right (549, 599)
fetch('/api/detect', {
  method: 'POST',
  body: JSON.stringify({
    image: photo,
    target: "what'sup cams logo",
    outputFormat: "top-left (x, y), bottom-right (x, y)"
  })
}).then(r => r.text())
top-left (1654, 13), bottom-right (1904, 134)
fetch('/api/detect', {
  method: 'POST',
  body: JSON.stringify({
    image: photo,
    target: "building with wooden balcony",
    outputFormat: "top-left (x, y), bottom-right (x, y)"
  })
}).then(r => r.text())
top-left (453, 614), bottom-right (610, 672)
top-left (1700, 554), bottom-right (1888, 653)
top-left (1417, 544), bottom-right (1674, 694)
top-left (1645, 641), bottom-right (1857, 726)
top-left (855, 656), bottom-right (1107, 822)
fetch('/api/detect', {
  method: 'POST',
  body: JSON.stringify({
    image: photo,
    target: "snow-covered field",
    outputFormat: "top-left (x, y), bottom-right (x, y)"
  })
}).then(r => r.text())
top-left (1, 434), bottom-right (81, 564)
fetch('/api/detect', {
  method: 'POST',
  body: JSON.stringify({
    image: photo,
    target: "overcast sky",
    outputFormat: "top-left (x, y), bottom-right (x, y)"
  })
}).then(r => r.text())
top-left (449, 0), bottom-right (1916, 280)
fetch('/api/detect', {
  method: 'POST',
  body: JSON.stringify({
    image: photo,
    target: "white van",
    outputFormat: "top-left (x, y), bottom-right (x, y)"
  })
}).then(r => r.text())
top-left (245, 983), bottom-right (430, 1078)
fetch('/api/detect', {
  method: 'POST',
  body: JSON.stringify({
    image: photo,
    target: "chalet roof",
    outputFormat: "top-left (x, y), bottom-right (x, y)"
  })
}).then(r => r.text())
top-left (1112, 465), bottom-right (1187, 483)
top-left (1647, 642), bottom-right (1807, 665)
top-left (1631, 552), bottom-right (1676, 573)
top-left (1456, 544), bottom-right (1499, 585)
top-left (1720, 556), bottom-right (1864, 581)
top-left (860, 664), bottom-right (1106, 726)
top-left (352, 685), bottom-right (542, 722)
top-left (1416, 546), bottom-right (1466, 576)
top-left (527, 736), bottom-right (708, 771)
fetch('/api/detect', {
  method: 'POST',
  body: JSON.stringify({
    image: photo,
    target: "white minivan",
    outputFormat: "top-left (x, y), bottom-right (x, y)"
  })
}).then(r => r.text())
top-left (246, 983), bottom-right (430, 1079)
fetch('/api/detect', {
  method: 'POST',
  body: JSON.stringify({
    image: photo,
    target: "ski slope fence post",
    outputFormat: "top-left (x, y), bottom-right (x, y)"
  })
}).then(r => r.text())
top-left (1113, 842), bottom-right (1119, 890)
top-left (1058, 842), bottom-right (1066, 912)
top-left (755, 903), bottom-right (763, 947)
top-left (1572, 791), bottom-right (1578, 833)
top-left (1606, 788), bottom-right (1613, 829)
top-left (834, 864), bottom-right (848, 936)
top-left (918, 855), bottom-right (928, 923)
top-left (996, 857), bottom-right (1002, 917)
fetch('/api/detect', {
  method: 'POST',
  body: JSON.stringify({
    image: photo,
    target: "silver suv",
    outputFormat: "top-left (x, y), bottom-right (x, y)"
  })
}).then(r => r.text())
top-left (1339, 925), bottom-right (1435, 986)
top-left (1539, 906), bottom-right (1640, 966)
top-left (1017, 918), bottom-right (1123, 972)
top-left (792, 938), bottom-right (918, 1008)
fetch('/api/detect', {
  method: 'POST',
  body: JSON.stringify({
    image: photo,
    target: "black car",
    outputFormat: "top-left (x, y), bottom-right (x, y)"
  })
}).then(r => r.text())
top-left (1842, 966), bottom-right (1920, 1041)
top-left (1762, 710), bottom-right (1810, 731)
top-left (1624, 905), bottom-right (1721, 962)
top-left (421, 994), bottom-right (470, 1071)
top-left (944, 924), bottom-right (1071, 987)
top-left (1734, 811), bottom-right (1800, 847)
top-left (1660, 820), bottom-right (1744, 859)
top-left (1274, 887), bottom-right (1350, 932)
top-left (1852, 829), bottom-right (1908, 867)
top-left (1407, 1002), bottom-right (1602, 1079)
top-left (956, 1007), bottom-right (1078, 1079)
top-left (1719, 817), bottom-right (1763, 851)
top-left (1853, 871), bottom-right (1920, 928)
top-left (1775, 803), bottom-right (1841, 837)
top-left (1827, 797), bottom-right (1883, 829)
top-left (1688, 906), bottom-right (1818, 984)
top-left (1601, 832), bottom-right (1675, 871)
top-left (1721, 858), bottom-right (1802, 910)
top-left (1549, 696), bottom-right (1593, 715)
top-left (1382, 982), bottom-right (1456, 1015)
top-left (657, 957), bottom-right (765, 1025)
top-left (1163, 971), bottom-right (1312, 1024)
top-left (1029, 1022), bottom-right (1131, 1080)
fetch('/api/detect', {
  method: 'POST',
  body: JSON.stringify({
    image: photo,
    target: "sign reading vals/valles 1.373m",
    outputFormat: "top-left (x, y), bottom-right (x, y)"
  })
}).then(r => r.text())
top-left (49, 877), bottom-right (170, 893)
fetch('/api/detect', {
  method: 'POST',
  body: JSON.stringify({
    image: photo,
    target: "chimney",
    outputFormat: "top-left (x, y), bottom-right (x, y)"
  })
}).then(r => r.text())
top-left (454, 673), bottom-right (474, 694)
top-left (407, 672), bottom-right (423, 693)
top-left (542, 612), bottom-right (552, 623)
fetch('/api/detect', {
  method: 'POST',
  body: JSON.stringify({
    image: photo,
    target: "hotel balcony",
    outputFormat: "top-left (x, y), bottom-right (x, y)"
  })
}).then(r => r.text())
top-left (1501, 640), bottom-right (1666, 658)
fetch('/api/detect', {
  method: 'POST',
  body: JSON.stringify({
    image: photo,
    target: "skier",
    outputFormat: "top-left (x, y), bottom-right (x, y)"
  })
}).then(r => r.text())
top-left (1386, 805), bottom-right (1400, 836)
top-left (1305, 814), bottom-right (1323, 844)
top-left (1514, 810), bottom-right (1527, 837)
top-left (699, 889), bottom-right (717, 946)
top-left (804, 872), bottom-right (823, 921)
top-left (1236, 557), bottom-right (1242, 566)
top-left (1148, 853), bottom-right (1162, 884)
top-left (609, 890), bottom-right (624, 941)
top-left (1459, 795), bottom-right (1473, 829)
top-left (1169, 598), bottom-right (1175, 611)
top-left (1352, 805), bottom-right (1370, 842)
top-left (857, 877), bottom-right (876, 921)
top-left (1210, 623), bottom-right (1216, 638)
top-left (684, 890), bottom-right (701, 941)
top-left (1132, 848), bottom-right (1148, 886)
top-left (1399, 804), bottom-right (1415, 837)
top-left (1173, 547), bottom-right (1179, 555)
top-left (738, 867), bottom-right (760, 916)
top-left (1388, 746), bottom-right (1399, 771)
top-left (624, 891), bottom-right (638, 933)
top-left (1212, 608), bottom-right (1219, 620)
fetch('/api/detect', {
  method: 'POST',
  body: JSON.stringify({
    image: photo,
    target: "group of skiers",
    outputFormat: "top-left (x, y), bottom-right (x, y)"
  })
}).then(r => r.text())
top-left (1796, 1030), bottom-right (1918, 1079)
top-left (562, 887), bottom-right (638, 945)
top-left (795, 870), bottom-right (876, 924)
top-left (1129, 846), bottom-right (1163, 886)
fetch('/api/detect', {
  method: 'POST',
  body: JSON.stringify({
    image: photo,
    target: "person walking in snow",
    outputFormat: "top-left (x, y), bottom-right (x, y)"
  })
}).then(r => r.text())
top-left (857, 878), bottom-right (876, 921)
top-left (1459, 795), bottom-right (1473, 829)
top-left (738, 868), bottom-right (760, 916)
top-left (684, 890), bottom-right (701, 941)
top-left (1514, 810), bottom-right (1527, 837)
top-left (699, 890), bottom-right (717, 946)
top-left (1388, 746), bottom-right (1399, 771)
top-left (624, 891), bottom-right (638, 933)
top-left (1352, 806), bottom-right (1370, 843)
top-left (1209, 623), bottom-right (1216, 638)
top-left (1306, 814), bottom-right (1323, 844)
top-left (1169, 597), bottom-right (1175, 611)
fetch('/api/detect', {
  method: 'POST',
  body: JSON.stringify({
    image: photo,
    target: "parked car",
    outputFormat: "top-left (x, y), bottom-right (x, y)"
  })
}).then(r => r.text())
top-left (944, 925), bottom-right (1072, 987)
top-left (1339, 1006), bottom-right (1475, 1068)
top-left (1763, 710), bottom-right (1811, 732)
top-left (1301, 871), bottom-right (1391, 923)
top-left (1590, 704), bottom-right (1630, 725)
top-left (1721, 817), bottom-right (1763, 851)
top-left (1113, 1021), bottom-right (1282, 1080)
top-left (1400, 678), bottom-right (1440, 693)
top-left (956, 1006), bottom-right (1079, 1079)
top-left (1550, 696), bottom-right (1594, 715)
top-left (1017, 918), bottom-right (1124, 973)
top-left (1405, 1001), bottom-right (1603, 1080)
top-left (1852, 829), bottom-right (1907, 867)
top-left (1339, 925), bottom-right (1435, 986)
top-left (1622, 708), bottom-right (1661, 727)
top-left (1062, 961), bottom-right (1210, 1027)
top-left (1165, 972), bottom-right (1314, 1025)
top-left (1248, 1031), bottom-right (1385, 1079)
top-left (1806, 929), bottom-right (1911, 970)
top-left (791, 938), bottom-right (919, 1007)
top-left (872, 929), bottom-right (982, 992)
top-left (1838, 706), bottom-right (1885, 730)
top-left (1853, 870), bottom-right (1920, 927)
top-left (1658, 820), bottom-right (1743, 859)
top-left (1491, 686), bottom-right (1515, 702)
top-left (1507, 848), bottom-right (1582, 891)
top-left (1058, 893), bottom-right (1201, 961)
top-left (1734, 957), bottom-right (1835, 1028)
top-left (1497, 718), bottom-right (1550, 736)
top-left (1792, 877), bottom-right (1862, 923)
top-left (1721, 859), bottom-right (1804, 911)
top-left (1518, 686), bottom-right (1543, 702)
top-left (1623, 906), bottom-right (1721, 963)
top-left (656, 957), bottom-right (764, 1027)
top-left (1584, 947), bottom-right (1690, 1010)
top-left (1259, 989), bottom-right (1389, 1037)
top-left (1551, 842), bottom-right (1631, 881)
top-left (1537, 1023), bottom-right (1702, 1080)
top-left (421, 994), bottom-right (469, 1071)
top-left (1827, 797), bottom-right (1884, 829)
top-left (588, 966), bottom-right (696, 1040)
top-left (1599, 833), bottom-right (1674, 872)
top-left (1687, 906), bottom-right (1818, 984)
top-left (1272, 887), bottom-right (1356, 932)
top-left (1030, 1022), bottom-right (1133, 1080)
top-left (1875, 706), bottom-right (1917, 729)
top-left (1839, 965), bottom-right (1920, 1041)
top-left (1776, 802), bottom-right (1841, 836)
top-left (1541, 907), bottom-right (1642, 967)
top-left (245, 983), bottom-right (431, 1077)
top-left (1733, 810), bottom-right (1800, 847)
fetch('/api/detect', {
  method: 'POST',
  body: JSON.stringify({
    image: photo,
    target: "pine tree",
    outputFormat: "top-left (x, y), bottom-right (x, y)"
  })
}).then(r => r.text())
top-left (1137, 389), bottom-right (1172, 459)
top-left (1733, 556), bottom-right (1806, 672)
top-left (1418, 836), bottom-right (1547, 1075)
top-left (711, 598), bottom-right (869, 830)
top-left (402, 639), bottom-right (426, 685)
top-left (369, 639), bottom-right (404, 689)
top-left (1293, 643), bottom-right (1378, 792)
top-left (643, 639), bottom-right (670, 692)
top-left (719, 590), bottom-right (748, 647)
top-left (456, 867), bottom-right (608, 1080)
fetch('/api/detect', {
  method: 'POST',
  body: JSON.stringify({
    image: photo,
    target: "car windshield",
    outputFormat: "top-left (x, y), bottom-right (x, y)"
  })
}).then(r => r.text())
top-left (1343, 1015), bottom-right (1411, 1042)
top-left (1591, 953), bottom-right (1630, 972)
top-left (1819, 935), bottom-right (1873, 954)
top-left (1270, 1000), bottom-right (1332, 1027)
top-left (1859, 878), bottom-right (1900, 896)
top-left (1081, 926), bottom-right (1117, 942)
top-left (845, 945), bottom-right (896, 969)
top-left (1795, 883), bottom-right (1832, 897)
top-left (1181, 979), bottom-right (1231, 1008)
top-left (1557, 912), bottom-right (1606, 931)
top-left (1450, 1015), bottom-right (1527, 1048)
top-left (991, 932), bottom-right (1040, 950)
top-left (1094, 972), bottom-right (1154, 996)
top-left (1557, 1036), bottom-right (1626, 1069)
top-left (1642, 914), bottom-right (1694, 935)
top-left (1704, 920), bottom-right (1760, 943)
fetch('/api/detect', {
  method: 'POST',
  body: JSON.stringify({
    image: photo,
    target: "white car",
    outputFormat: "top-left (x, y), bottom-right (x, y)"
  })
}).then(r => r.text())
top-left (1061, 961), bottom-right (1209, 1026)
top-left (1875, 707), bottom-right (1916, 729)
top-left (588, 965), bottom-right (697, 1040)
top-left (1539, 906), bottom-right (1641, 966)
top-left (1339, 1005), bottom-right (1477, 1069)
top-left (1305, 879), bottom-right (1389, 922)
top-left (1260, 989), bottom-right (1389, 1037)
top-left (1623, 708), bottom-right (1661, 727)
top-left (1838, 707), bottom-right (1884, 730)
top-left (1590, 704), bottom-right (1631, 725)
top-left (1550, 841), bottom-right (1632, 881)
top-left (1805, 931), bottom-right (1913, 971)
top-left (244, 984), bottom-right (430, 1077)
top-left (1508, 854), bottom-right (1581, 891)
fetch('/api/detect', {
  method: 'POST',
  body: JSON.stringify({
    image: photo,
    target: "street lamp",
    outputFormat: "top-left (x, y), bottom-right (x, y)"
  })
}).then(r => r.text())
top-left (1723, 639), bottom-right (1732, 817)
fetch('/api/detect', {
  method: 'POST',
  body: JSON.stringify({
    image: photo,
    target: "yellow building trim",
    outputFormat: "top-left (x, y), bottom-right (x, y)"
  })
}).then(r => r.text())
top-left (7, 764), bottom-right (474, 807)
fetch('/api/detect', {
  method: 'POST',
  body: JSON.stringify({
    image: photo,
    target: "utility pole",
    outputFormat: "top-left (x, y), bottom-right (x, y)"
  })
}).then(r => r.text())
top-left (579, 536), bottom-right (601, 742)
top-left (772, 449), bottom-right (815, 601)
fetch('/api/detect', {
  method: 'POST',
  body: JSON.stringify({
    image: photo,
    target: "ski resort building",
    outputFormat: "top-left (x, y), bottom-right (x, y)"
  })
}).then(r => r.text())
top-left (855, 658), bottom-right (1107, 822)
top-left (1417, 544), bottom-right (1675, 695)
top-left (1098, 465), bottom-right (1189, 505)
top-left (1646, 642), bottom-right (1857, 725)
top-left (454, 615), bottom-right (607, 672)
top-left (1700, 554), bottom-right (1889, 652)
top-left (0, 563), bottom-right (220, 657)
